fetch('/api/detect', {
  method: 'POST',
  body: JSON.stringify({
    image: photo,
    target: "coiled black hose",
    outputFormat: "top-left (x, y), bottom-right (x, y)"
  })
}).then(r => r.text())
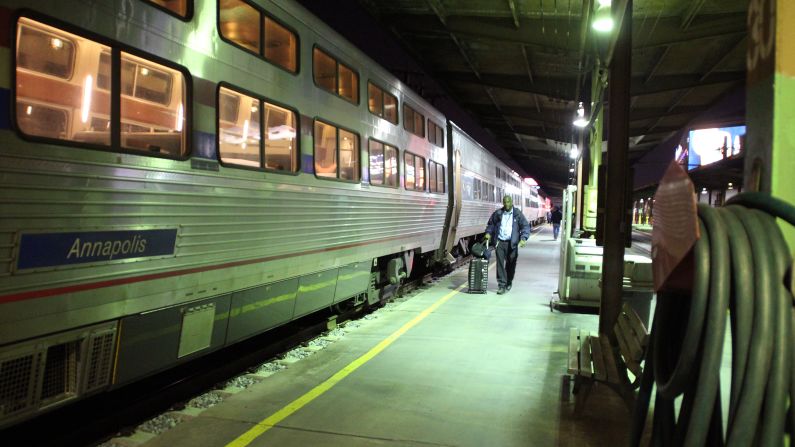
top-left (631, 192), bottom-right (795, 446)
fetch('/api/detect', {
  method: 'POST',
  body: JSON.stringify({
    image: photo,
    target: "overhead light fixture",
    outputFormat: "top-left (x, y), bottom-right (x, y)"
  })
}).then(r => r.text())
top-left (569, 145), bottom-right (580, 160)
top-left (569, 168), bottom-right (575, 173)
top-left (573, 102), bottom-right (588, 128)
top-left (592, 0), bottom-right (614, 33)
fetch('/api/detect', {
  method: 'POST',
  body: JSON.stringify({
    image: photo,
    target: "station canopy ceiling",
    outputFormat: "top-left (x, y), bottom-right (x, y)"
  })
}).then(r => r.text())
top-left (352, 0), bottom-right (749, 195)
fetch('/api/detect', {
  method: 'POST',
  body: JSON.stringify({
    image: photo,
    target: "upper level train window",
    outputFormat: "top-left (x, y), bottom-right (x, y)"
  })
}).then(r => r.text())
top-left (218, 85), bottom-right (299, 172)
top-left (315, 120), bottom-right (360, 181)
top-left (367, 82), bottom-right (398, 124)
top-left (219, 0), bottom-right (298, 73)
top-left (313, 48), bottom-right (359, 104)
top-left (403, 104), bottom-right (424, 137)
top-left (427, 120), bottom-right (444, 147)
top-left (142, 0), bottom-right (191, 18)
top-left (428, 160), bottom-right (445, 193)
top-left (15, 17), bottom-right (188, 157)
top-left (369, 139), bottom-right (398, 187)
top-left (404, 152), bottom-right (425, 191)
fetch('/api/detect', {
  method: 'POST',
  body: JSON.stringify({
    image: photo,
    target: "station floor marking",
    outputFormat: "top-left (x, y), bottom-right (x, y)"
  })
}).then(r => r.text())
top-left (225, 276), bottom-right (477, 447)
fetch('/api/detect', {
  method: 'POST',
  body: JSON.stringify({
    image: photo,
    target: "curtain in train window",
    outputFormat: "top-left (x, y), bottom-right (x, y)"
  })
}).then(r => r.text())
top-left (428, 161), bottom-right (437, 192)
top-left (383, 91), bottom-right (398, 124)
top-left (369, 140), bottom-right (384, 185)
top-left (338, 63), bottom-right (358, 103)
top-left (314, 121), bottom-right (337, 178)
top-left (384, 145), bottom-right (398, 187)
top-left (403, 105), bottom-right (414, 134)
top-left (218, 87), bottom-right (261, 167)
top-left (219, 0), bottom-right (260, 53)
top-left (264, 16), bottom-right (297, 72)
top-left (416, 156), bottom-right (425, 190)
top-left (338, 129), bottom-right (359, 181)
top-left (404, 152), bottom-right (415, 190)
top-left (368, 83), bottom-right (382, 117)
top-left (264, 102), bottom-right (297, 171)
top-left (16, 18), bottom-right (110, 144)
top-left (120, 52), bottom-right (185, 156)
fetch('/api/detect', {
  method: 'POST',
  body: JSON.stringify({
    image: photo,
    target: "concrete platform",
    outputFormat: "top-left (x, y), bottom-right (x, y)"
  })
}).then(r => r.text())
top-left (141, 225), bottom-right (634, 447)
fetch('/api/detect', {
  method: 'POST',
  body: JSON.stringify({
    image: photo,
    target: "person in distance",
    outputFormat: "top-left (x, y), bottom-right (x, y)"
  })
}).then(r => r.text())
top-left (483, 195), bottom-right (530, 295)
top-left (550, 206), bottom-right (563, 240)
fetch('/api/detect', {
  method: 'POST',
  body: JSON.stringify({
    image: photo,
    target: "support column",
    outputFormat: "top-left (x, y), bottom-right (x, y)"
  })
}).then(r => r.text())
top-left (745, 0), bottom-right (795, 249)
top-left (583, 67), bottom-right (605, 231)
top-left (599, 0), bottom-right (632, 336)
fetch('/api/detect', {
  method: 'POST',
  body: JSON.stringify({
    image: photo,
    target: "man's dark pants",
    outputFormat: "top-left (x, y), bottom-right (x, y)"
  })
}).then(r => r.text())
top-left (495, 240), bottom-right (518, 288)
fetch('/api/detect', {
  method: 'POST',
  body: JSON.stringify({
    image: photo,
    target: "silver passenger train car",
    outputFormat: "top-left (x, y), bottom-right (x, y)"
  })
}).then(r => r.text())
top-left (0, 0), bottom-right (544, 426)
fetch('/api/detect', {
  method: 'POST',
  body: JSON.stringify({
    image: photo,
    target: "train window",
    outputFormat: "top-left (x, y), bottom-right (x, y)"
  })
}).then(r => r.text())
top-left (315, 120), bottom-right (360, 181)
top-left (473, 178), bottom-right (481, 201)
top-left (369, 139), bottom-right (398, 187)
top-left (15, 18), bottom-right (188, 157)
top-left (142, 0), bottom-right (190, 18)
top-left (339, 129), bottom-right (359, 180)
top-left (428, 120), bottom-right (444, 147)
top-left (313, 48), bottom-right (359, 104)
top-left (404, 152), bottom-right (414, 190)
top-left (219, 0), bottom-right (298, 72)
top-left (264, 103), bottom-right (298, 172)
top-left (219, 0), bottom-right (260, 53)
top-left (264, 16), bottom-right (297, 72)
top-left (218, 87), bottom-right (261, 167)
top-left (16, 18), bottom-right (110, 145)
top-left (403, 104), bottom-right (425, 137)
top-left (367, 82), bottom-right (398, 124)
top-left (17, 23), bottom-right (75, 79)
top-left (416, 156), bottom-right (426, 190)
top-left (120, 52), bottom-right (185, 155)
top-left (314, 121), bottom-right (337, 178)
top-left (313, 49), bottom-right (336, 93)
top-left (428, 161), bottom-right (445, 193)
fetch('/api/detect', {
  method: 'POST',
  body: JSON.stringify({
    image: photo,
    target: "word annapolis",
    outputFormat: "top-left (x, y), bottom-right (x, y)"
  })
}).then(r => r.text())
top-left (67, 234), bottom-right (149, 260)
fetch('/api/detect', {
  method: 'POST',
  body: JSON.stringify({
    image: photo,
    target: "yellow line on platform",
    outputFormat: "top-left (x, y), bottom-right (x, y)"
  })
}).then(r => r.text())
top-left (225, 282), bottom-right (467, 447)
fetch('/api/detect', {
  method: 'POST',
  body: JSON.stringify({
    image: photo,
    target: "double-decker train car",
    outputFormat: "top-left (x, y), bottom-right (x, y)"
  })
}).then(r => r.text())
top-left (521, 180), bottom-right (547, 226)
top-left (0, 0), bottom-right (544, 427)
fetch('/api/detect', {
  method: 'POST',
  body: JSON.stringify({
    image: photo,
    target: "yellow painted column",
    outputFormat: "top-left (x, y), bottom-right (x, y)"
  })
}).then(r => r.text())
top-left (746, 0), bottom-right (795, 248)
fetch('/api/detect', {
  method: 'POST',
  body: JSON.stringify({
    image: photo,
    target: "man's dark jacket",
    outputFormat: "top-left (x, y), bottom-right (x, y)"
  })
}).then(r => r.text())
top-left (485, 207), bottom-right (531, 249)
top-left (551, 209), bottom-right (563, 224)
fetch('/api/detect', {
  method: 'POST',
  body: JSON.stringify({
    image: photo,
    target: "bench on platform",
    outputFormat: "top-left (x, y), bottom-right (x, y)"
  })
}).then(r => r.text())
top-left (567, 303), bottom-right (649, 414)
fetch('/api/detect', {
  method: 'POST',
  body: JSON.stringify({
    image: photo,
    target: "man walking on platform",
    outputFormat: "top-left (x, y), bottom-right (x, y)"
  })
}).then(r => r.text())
top-left (550, 206), bottom-right (563, 240)
top-left (484, 195), bottom-right (531, 295)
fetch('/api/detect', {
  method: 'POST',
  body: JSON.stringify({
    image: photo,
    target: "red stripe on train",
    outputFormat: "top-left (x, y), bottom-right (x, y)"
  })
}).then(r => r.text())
top-left (0, 231), bottom-right (436, 304)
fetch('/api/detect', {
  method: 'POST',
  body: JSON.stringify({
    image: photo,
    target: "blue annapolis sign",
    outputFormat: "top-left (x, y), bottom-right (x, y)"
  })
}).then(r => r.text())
top-left (17, 229), bottom-right (178, 270)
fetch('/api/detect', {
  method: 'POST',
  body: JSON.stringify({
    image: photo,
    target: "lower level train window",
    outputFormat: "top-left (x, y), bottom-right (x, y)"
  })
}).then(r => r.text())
top-left (403, 152), bottom-right (425, 191)
top-left (428, 160), bottom-right (445, 193)
top-left (369, 139), bottom-right (398, 187)
top-left (218, 85), bottom-right (299, 172)
top-left (15, 17), bottom-right (188, 157)
top-left (314, 120), bottom-right (360, 181)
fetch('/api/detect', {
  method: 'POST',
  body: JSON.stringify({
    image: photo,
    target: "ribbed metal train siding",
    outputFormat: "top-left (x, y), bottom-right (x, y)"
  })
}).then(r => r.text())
top-left (0, 143), bottom-right (447, 343)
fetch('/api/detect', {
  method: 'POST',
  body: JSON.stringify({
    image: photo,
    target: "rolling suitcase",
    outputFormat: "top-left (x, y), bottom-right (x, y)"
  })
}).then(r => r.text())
top-left (468, 257), bottom-right (489, 294)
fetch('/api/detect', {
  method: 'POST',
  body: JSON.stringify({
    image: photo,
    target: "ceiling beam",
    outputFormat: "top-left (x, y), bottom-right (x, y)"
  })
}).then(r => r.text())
top-left (442, 71), bottom-right (744, 100)
top-left (470, 104), bottom-right (706, 124)
top-left (388, 13), bottom-right (746, 53)
top-left (644, 46), bottom-right (670, 85)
